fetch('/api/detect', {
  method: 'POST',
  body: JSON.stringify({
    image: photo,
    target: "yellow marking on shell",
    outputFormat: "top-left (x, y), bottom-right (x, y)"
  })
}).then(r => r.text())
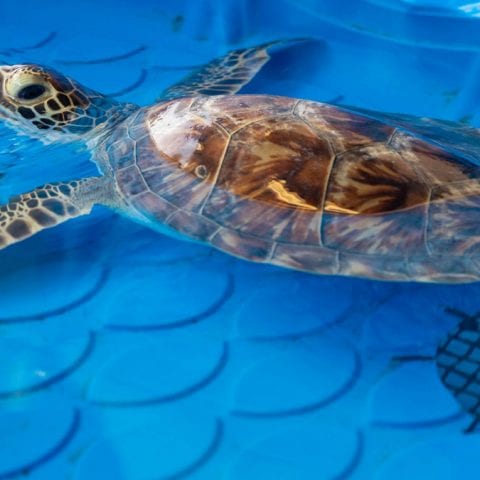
top-left (324, 201), bottom-right (359, 215)
top-left (267, 179), bottom-right (317, 211)
top-left (250, 139), bottom-right (296, 161)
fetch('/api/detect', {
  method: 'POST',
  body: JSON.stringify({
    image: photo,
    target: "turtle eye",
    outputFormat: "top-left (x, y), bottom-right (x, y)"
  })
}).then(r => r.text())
top-left (17, 84), bottom-right (46, 101)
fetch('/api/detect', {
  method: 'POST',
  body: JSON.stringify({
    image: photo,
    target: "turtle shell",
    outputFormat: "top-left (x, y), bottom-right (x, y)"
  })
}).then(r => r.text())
top-left (105, 95), bottom-right (480, 282)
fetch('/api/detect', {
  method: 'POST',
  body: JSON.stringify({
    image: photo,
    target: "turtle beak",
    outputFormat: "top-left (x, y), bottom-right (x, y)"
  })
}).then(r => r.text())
top-left (0, 67), bottom-right (8, 99)
top-left (0, 68), bottom-right (15, 122)
top-left (0, 66), bottom-right (10, 78)
top-left (0, 69), bottom-right (7, 113)
top-left (0, 64), bottom-right (14, 76)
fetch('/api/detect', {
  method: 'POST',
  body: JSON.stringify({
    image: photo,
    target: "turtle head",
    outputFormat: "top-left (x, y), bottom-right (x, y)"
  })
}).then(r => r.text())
top-left (0, 64), bottom-right (135, 144)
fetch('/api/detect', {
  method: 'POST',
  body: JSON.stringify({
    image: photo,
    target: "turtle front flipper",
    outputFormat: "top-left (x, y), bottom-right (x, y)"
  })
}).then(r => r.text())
top-left (0, 176), bottom-right (112, 250)
top-left (159, 39), bottom-right (306, 100)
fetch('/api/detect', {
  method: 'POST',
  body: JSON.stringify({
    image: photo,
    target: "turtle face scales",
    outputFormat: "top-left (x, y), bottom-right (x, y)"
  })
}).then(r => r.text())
top-left (0, 64), bottom-right (126, 144)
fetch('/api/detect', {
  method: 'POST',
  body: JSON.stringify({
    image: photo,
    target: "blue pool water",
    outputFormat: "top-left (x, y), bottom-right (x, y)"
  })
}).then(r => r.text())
top-left (1, 0), bottom-right (480, 478)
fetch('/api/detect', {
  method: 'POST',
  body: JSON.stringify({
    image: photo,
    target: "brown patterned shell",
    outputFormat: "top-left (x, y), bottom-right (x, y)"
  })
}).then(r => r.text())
top-left (104, 95), bottom-right (480, 283)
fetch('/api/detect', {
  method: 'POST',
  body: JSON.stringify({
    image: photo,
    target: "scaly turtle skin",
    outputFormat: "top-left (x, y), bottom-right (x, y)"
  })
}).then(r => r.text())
top-left (1, 41), bottom-right (480, 283)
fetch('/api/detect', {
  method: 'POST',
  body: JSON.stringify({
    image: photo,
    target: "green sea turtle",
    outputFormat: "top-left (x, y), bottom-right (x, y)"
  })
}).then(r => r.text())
top-left (1, 42), bottom-right (480, 283)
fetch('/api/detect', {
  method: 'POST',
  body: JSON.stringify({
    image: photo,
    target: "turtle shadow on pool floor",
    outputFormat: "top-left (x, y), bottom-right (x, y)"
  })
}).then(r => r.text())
top-left (393, 306), bottom-right (480, 435)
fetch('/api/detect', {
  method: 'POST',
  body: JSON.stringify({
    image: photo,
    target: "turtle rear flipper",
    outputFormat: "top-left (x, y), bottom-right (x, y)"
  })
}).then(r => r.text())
top-left (0, 176), bottom-right (112, 249)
